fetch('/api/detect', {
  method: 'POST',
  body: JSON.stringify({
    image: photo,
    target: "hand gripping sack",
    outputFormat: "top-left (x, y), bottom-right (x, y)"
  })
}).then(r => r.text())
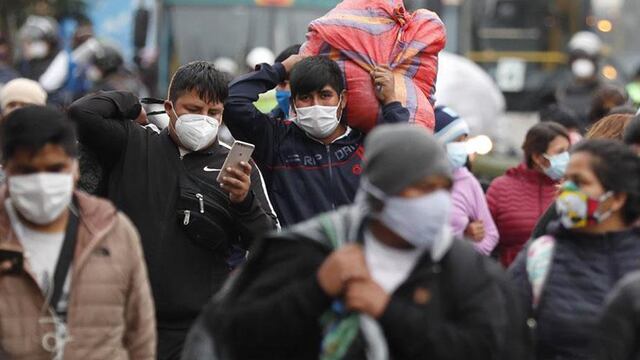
top-left (300, 0), bottom-right (446, 133)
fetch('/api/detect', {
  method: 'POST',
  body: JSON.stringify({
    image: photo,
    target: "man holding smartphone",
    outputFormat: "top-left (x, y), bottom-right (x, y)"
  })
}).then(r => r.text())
top-left (224, 55), bottom-right (410, 227)
top-left (68, 61), bottom-right (278, 360)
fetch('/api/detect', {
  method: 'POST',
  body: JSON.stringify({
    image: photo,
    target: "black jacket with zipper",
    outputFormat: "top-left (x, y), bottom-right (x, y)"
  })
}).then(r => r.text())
top-left (509, 227), bottom-right (640, 360)
top-left (593, 270), bottom-right (640, 360)
top-left (190, 205), bottom-right (517, 360)
top-left (68, 90), bottom-right (277, 360)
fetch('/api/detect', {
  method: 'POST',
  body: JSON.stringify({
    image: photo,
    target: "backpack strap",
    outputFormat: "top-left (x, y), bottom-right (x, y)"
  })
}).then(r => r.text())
top-left (526, 235), bottom-right (556, 309)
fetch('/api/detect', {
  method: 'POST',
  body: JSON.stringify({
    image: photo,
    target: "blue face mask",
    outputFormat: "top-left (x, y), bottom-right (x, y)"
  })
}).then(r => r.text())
top-left (378, 190), bottom-right (452, 249)
top-left (543, 151), bottom-right (570, 181)
top-left (446, 142), bottom-right (468, 170)
top-left (275, 89), bottom-right (291, 119)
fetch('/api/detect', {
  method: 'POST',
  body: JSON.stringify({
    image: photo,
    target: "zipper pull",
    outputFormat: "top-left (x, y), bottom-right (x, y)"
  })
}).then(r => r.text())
top-left (196, 193), bottom-right (205, 213)
top-left (183, 210), bottom-right (191, 225)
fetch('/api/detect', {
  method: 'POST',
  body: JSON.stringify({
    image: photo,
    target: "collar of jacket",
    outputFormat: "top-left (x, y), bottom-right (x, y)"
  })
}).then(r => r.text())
top-left (506, 162), bottom-right (557, 185)
top-left (0, 188), bottom-right (119, 276)
top-left (285, 204), bottom-right (454, 262)
top-left (553, 225), bottom-right (640, 243)
top-left (161, 128), bottom-right (224, 157)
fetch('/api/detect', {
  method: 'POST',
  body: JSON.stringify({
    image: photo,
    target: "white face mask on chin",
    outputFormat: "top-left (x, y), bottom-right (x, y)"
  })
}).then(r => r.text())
top-left (174, 112), bottom-right (220, 151)
top-left (8, 173), bottom-right (74, 225)
top-left (571, 58), bottom-right (596, 79)
top-left (293, 99), bottom-right (342, 139)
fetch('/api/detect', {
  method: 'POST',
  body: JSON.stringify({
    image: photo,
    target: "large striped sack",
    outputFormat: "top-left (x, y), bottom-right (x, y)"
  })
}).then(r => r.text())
top-left (300, 0), bottom-right (446, 133)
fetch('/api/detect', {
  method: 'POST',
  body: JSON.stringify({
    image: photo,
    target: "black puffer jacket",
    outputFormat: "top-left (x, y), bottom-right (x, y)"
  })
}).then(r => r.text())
top-left (184, 205), bottom-right (522, 360)
top-left (509, 227), bottom-right (640, 359)
top-left (593, 270), bottom-right (640, 360)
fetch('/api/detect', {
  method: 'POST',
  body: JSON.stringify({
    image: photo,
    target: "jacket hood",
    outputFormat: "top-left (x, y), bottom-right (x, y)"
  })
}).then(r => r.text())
top-left (506, 162), bottom-right (557, 185)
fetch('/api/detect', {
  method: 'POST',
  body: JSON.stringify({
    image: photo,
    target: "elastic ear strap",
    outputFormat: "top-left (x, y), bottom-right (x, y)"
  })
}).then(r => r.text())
top-left (358, 177), bottom-right (387, 202)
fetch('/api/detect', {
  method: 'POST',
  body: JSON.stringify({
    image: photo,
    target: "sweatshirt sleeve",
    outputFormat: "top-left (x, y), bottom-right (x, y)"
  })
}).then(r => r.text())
top-left (121, 214), bottom-right (156, 360)
top-left (470, 177), bottom-right (499, 255)
top-left (380, 101), bottom-right (410, 124)
top-left (68, 91), bottom-right (141, 169)
top-left (224, 63), bottom-right (288, 167)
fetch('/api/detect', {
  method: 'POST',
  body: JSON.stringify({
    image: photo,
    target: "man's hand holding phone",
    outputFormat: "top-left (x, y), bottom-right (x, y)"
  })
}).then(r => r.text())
top-left (220, 161), bottom-right (252, 204)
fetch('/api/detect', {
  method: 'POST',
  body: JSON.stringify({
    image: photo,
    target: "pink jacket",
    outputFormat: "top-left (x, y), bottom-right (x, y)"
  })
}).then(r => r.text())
top-left (450, 167), bottom-right (499, 255)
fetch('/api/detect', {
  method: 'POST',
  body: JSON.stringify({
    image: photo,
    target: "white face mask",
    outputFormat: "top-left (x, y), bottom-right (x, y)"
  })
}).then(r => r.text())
top-left (8, 173), bottom-right (74, 225)
top-left (174, 112), bottom-right (220, 151)
top-left (378, 190), bottom-right (452, 249)
top-left (571, 58), bottom-right (596, 79)
top-left (25, 41), bottom-right (49, 60)
top-left (293, 99), bottom-right (342, 139)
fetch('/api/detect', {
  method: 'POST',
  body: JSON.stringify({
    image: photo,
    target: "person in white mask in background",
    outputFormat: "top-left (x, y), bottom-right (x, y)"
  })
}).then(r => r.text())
top-left (0, 106), bottom-right (155, 359)
top-left (224, 55), bottom-right (410, 227)
top-left (556, 31), bottom-right (606, 130)
top-left (190, 124), bottom-right (513, 360)
top-left (434, 106), bottom-right (498, 256)
top-left (68, 61), bottom-right (277, 360)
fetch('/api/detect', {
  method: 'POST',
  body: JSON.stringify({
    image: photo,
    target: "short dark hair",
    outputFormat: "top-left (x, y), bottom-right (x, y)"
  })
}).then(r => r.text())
top-left (623, 115), bottom-right (640, 145)
top-left (539, 104), bottom-right (580, 131)
top-left (589, 85), bottom-right (629, 124)
top-left (290, 56), bottom-right (344, 99)
top-left (168, 61), bottom-right (229, 105)
top-left (1, 106), bottom-right (78, 161)
top-left (275, 44), bottom-right (301, 64)
top-left (522, 122), bottom-right (570, 168)
top-left (572, 139), bottom-right (640, 225)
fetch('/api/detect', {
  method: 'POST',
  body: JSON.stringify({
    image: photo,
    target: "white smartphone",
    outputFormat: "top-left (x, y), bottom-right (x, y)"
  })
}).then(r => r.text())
top-left (216, 141), bottom-right (256, 183)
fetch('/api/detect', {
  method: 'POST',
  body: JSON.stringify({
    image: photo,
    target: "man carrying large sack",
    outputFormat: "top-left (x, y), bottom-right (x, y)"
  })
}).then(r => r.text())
top-left (224, 55), bottom-right (410, 227)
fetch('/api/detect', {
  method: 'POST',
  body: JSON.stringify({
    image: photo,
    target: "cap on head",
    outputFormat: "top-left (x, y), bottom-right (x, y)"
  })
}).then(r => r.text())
top-left (568, 31), bottom-right (602, 57)
top-left (363, 124), bottom-right (452, 196)
top-left (0, 78), bottom-right (47, 111)
top-left (214, 57), bottom-right (239, 76)
top-left (434, 106), bottom-right (470, 144)
top-left (19, 15), bottom-right (59, 42)
top-left (246, 47), bottom-right (275, 69)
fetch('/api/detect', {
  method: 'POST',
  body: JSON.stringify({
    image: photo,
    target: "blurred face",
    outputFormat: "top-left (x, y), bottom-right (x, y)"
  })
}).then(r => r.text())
top-left (165, 90), bottom-right (223, 128)
top-left (4, 144), bottom-right (77, 179)
top-left (533, 135), bottom-right (570, 170)
top-left (276, 81), bottom-right (290, 92)
top-left (2, 101), bottom-right (29, 117)
top-left (164, 89), bottom-right (223, 149)
top-left (293, 85), bottom-right (346, 112)
top-left (563, 151), bottom-right (626, 224)
top-left (397, 175), bottom-right (452, 199)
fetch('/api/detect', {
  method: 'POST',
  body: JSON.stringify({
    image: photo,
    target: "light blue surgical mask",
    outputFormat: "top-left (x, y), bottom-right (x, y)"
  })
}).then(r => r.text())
top-left (275, 89), bottom-right (291, 119)
top-left (446, 142), bottom-right (468, 170)
top-left (377, 190), bottom-right (451, 249)
top-left (543, 151), bottom-right (570, 181)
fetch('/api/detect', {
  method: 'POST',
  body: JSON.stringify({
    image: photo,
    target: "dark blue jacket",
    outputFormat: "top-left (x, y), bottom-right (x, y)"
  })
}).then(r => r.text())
top-left (224, 63), bottom-right (410, 227)
top-left (509, 227), bottom-right (640, 360)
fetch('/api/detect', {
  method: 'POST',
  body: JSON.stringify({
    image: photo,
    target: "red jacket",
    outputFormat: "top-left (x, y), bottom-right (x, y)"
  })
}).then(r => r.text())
top-left (486, 163), bottom-right (558, 267)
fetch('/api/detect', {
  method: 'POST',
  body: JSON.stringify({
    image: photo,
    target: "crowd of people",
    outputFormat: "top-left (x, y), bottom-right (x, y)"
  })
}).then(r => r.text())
top-left (1, 9), bottom-right (640, 360)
